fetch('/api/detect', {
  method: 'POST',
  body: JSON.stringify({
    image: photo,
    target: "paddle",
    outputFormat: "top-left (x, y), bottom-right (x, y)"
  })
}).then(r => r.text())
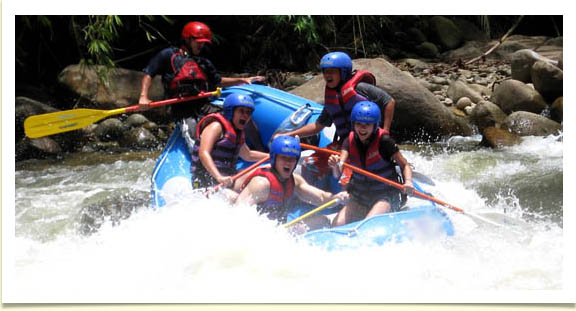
top-left (295, 142), bottom-right (434, 185)
top-left (206, 156), bottom-right (270, 195)
top-left (300, 143), bottom-right (518, 230)
top-left (24, 88), bottom-right (222, 138)
top-left (283, 198), bottom-right (341, 228)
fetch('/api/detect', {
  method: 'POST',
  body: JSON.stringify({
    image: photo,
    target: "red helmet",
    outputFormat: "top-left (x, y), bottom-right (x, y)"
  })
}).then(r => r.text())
top-left (181, 21), bottom-right (212, 44)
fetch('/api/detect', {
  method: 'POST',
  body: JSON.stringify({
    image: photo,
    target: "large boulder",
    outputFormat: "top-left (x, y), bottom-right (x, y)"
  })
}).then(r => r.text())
top-left (290, 58), bottom-right (472, 141)
top-left (502, 111), bottom-right (562, 136)
top-left (469, 100), bottom-right (508, 133)
top-left (510, 49), bottom-right (558, 83)
top-left (15, 137), bottom-right (62, 161)
top-left (549, 97), bottom-right (563, 123)
top-left (119, 127), bottom-right (159, 149)
top-left (58, 64), bottom-right (164, 108)
top-left (531, 60), bottom-right (563, 102)
top-left (93, 118), bottom-right (126, 142)
top-left (446, 79), bottom-right (484, 104)
top-left (491, 79), bottom-right (548, 114)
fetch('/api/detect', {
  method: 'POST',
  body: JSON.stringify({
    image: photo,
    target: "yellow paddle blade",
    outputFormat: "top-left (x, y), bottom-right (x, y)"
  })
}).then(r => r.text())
top-left (24, 108), bottom-right (126, 138)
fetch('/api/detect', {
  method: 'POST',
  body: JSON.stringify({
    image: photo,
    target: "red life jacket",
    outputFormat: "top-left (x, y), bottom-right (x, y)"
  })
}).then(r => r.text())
top-left (167, 49), bottom-right (209, 97)
top-left (324, 70), bottom-right (376, 141)
top-left (191, 113), bottom-right (244, 177)
top-left (242, 166), bottom-right (295, 222)
top-left (347, 128), bottom-right (397, 192)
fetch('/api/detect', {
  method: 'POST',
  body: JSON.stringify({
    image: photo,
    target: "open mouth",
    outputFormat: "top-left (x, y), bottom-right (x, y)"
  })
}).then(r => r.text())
top-left (282, 165), bottom-right (292, 174)
top-left (238, 119), bottom-right (247, 126)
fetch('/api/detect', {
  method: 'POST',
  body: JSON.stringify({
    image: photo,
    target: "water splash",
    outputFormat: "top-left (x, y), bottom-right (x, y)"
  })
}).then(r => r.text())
top-left (8, 136), bottom-right (565, 302)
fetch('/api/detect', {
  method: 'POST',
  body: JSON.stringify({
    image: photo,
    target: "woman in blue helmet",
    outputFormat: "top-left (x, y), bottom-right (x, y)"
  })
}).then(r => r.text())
top-left (236, 135), bottom-right (348, 229)
top-left (328, 101), bottom-right (413, 226)
top-left (279, 51), bottom-right (396, 191)
top-left (191, 93), bottom-right (268, 190)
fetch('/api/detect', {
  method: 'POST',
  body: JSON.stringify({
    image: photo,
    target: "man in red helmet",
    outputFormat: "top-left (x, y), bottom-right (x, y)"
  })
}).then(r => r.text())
top-left (138, 21), bottom-right (264, 145)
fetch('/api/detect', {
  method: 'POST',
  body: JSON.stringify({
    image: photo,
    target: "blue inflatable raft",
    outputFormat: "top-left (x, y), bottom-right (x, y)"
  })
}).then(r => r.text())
top-left (150, 84), bottom-right (454, 249)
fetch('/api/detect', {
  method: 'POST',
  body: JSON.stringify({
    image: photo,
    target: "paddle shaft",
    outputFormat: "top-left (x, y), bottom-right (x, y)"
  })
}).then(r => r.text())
top-left (125, 88), bottom-right (221, 112)
top-left (283, 198), bottom-right (340, 228)
top-left (24, 88), bottom-right (221, 138)
top-left (302, 145), bottom-right (519, 230)
top-left (300, 143), bottom-right (464, 213)
top-left (210, 156), bottom-right (270, 192)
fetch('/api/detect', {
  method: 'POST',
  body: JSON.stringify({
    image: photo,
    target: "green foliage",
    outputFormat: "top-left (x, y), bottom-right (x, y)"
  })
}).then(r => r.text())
top-left (79, 16), bottom-right (123, 84)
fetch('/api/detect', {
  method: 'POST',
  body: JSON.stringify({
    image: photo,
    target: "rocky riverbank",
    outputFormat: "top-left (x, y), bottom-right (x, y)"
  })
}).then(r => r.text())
top-left (15, 34), bottom-right (563, 161)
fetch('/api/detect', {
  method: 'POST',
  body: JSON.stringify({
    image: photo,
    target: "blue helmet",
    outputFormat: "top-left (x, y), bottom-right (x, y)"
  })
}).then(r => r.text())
top-left (222, 93), bottom-right (255, 121)
top-left (319, 51), bottom-right (353, 82)
top-left (351, 101), bottom-right (381, 127)
top-left (270, 135), bottom-right (301, 167)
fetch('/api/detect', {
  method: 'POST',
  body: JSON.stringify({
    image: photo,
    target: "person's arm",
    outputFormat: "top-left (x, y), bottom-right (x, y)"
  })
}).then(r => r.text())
top-left (138, 74), bottom-right (153, 110)
top-left (219, 76), bottom-right (266, 87)
top-left (382, 98), bottom-right (395, 134)
top-left (393, 151), bottom-right (413, 195)
top-left (279, 121), bottom-right (326, 140)
top-left (294, 174), bottom-right (349, 206)
top-left (238, 143), bottom-right (269, 162)
top-left (356, 82), bottom-right (395, 133)
top-left (139, 48), bottom-right (172, 110)
top-left (198, 122), bottom-right (233, 187)
top-left (327, 138), bottom-right (349, 177)
top-left (234, 176), bottom-right (270, 206)
top-left (275, 106), bottom-right (332, 140)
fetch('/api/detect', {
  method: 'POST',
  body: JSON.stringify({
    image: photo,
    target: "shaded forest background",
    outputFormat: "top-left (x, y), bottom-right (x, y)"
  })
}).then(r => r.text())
top-left (16, 15), bottom-right (562, 93)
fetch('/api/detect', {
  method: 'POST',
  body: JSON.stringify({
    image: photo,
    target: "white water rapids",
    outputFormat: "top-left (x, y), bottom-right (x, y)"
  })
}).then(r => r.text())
top-left (4, 134), bottom-right (571, 303)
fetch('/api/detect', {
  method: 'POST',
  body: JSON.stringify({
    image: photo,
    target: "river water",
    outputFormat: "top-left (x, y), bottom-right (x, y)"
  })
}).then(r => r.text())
top-left (5, 133), bottom-right (567, 302)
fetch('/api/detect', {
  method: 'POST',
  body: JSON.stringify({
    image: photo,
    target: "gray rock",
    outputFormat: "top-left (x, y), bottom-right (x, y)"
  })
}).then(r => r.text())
top-left (531, 60), bottom-right (563, 102)
top-left (491, 79), bottom-right (548, 114)
top-left (401, 58), bottom-right (430, 72)
top-left (456, 97), bottom-right (473, 110)
top-left (469, 100), bottom-right (508, 132)
top-left (510, 49), bottom-right (557, 83)
top-left (16, 137), bottom-right (62, 161)
top-left (94, 118), bottom-right (126, 142)
top-left (430, 76), bottom-right (449, 85)
top-left (119, 127), bottom-right (159, 149)
top-left (447, 79), bottom-right (484, 103)
top-left (126, 113), bottom-right (150, 128)
top-left (550, 97), bottom-right (563, 123)
top-left (58, 64), bottom-right (164, 108)
top-left (290, 58), bottom-right (472, 141)
top-left (502, 111), bottom-right (562, 136)
top-left (418, 79), bottom-right (440, 92)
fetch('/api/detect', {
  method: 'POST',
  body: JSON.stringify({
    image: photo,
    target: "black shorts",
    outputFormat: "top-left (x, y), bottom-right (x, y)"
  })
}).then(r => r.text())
top-left (348, 185), bottom-right (406, 212)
